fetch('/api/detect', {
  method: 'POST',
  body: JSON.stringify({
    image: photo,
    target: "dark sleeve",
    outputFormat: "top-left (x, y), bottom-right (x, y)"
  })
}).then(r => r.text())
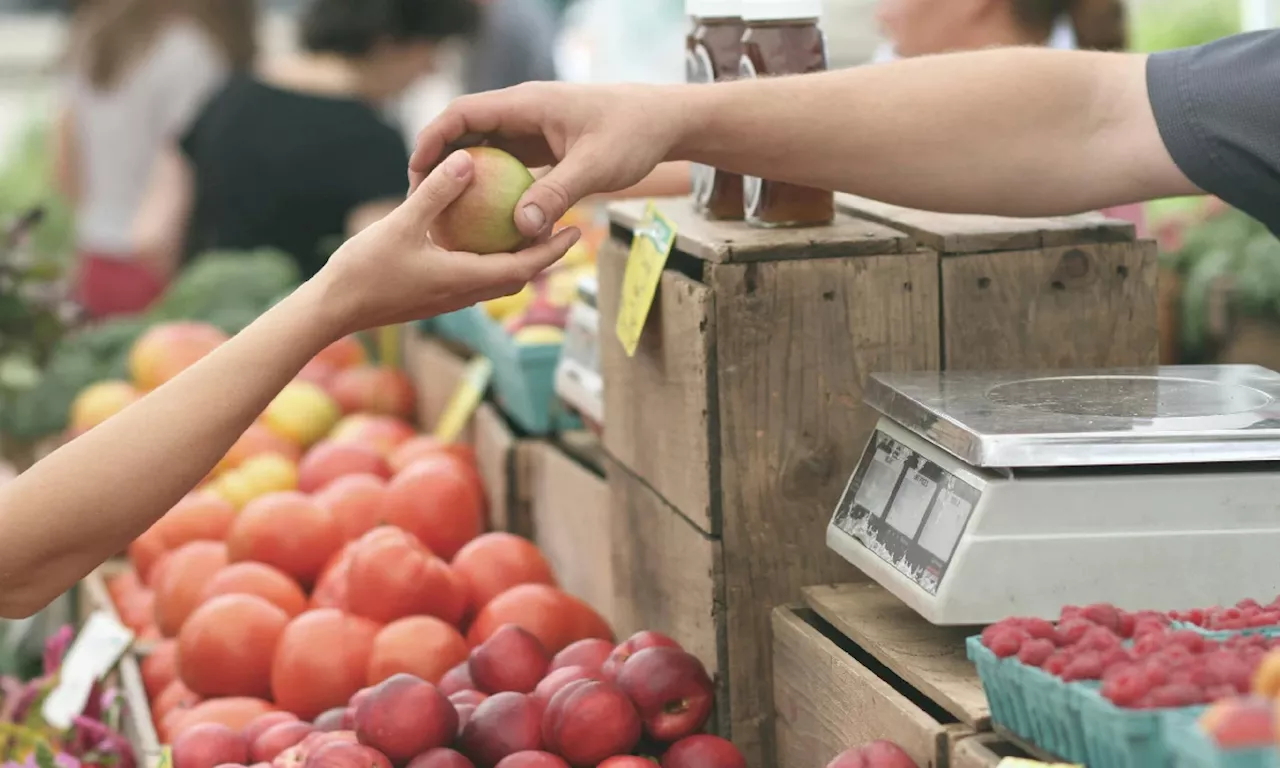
top-left (345, 124), bottom-right (411, 207)
top-left (1147, 30), bottom-right (1280, 234)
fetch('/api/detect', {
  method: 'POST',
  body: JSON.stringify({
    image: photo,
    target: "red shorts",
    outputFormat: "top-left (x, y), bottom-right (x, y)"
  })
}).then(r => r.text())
top-left (74, 252), bottom-right (167, 319)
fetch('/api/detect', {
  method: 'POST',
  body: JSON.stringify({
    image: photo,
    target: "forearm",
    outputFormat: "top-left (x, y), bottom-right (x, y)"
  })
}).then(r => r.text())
top-left (674, 48), bottom-right (1194, 217)
top-left (602, 162), bottom-right (692, 201)
top-left (0, 278), bottom-right (343, 617)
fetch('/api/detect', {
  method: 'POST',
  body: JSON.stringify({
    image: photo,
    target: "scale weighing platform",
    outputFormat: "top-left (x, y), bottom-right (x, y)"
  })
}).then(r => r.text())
top-left (827, 365), bottom-right (1280, 625)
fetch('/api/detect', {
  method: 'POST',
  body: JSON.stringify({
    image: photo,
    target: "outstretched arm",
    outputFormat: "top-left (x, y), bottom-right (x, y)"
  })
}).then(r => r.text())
top-left (0, 150), bottom-right (580, 618)
top-left (411, 47), bottom-right (1199, 238)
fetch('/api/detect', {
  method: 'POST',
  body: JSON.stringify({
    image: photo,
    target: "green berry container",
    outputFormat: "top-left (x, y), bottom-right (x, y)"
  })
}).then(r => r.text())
top-left (968, 637), bottom-right (1088, 760)
top-left (1073, 683), bottom-right (1206, 768)
top-left (1170, 621), bottom-right (1280, 642)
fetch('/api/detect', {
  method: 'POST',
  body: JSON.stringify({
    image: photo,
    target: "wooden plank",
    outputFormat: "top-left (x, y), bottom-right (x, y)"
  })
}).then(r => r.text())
top-left (941, 242), bottom-right (1160, 370)
top-left (597, 238), bottom-right (717, 533)
top-left (606, 197), bottom-right (910, 264)
top-left (558, 430), bottom-right (606, 475)
top-left (528, 442), bottom-right (616, 627)
top-left (772, 606), bottom-right (949, 768)
top-left (803, 583), bottom-right (989, 730)
top-left (993, 725), bottom-right (1066, 764)
top-left (509, 441), bottom-right (541, 539)
top-left (404, 328), bottom-right (475, 440)
top-left (952, 733), bottom-right (1028, 768)
top-left (119, 653), bottom-right (163, 766)
top-left (709, 250), bottom-right (942, 763)
top-left (836, 193), bottom-right (1135, 254)
top-left (473, 403), bottom-right (515, 533)
top-left (605, 458), bottom-right (723, 706)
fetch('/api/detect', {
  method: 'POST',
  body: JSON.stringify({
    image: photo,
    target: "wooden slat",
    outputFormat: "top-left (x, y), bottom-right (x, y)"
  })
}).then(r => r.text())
top-left (803, 583), bottom-right (989, 729)
top-left (473, 403), bottom-right (515, 533)
top-left (606, 197), bottom-right (910, 264)
top-left (952, 733), bottom-right (1028, 768)
top-left (605, 458), bottom-right (724, 717)
top-left (940, 242), bottom-right (1160, 370)
top-left (836, 194), bottom-right (1135, 254)
top-left (772, 606), bottom-right (949, 768)
top-left (404, 329), bottom-right (476, 440)
top-left (119, 653), bottom-right (162, 767)
top-left (598, 239), bottom-right (717, 533)
top-left (708, 249), bottom-right (942, 762)
top-left (528, 443), bottom-right (616, 627)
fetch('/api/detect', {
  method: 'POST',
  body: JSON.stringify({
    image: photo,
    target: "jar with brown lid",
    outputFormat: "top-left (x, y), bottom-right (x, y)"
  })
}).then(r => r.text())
top-left (686, 0), bottom-right (746, 220)
top-left (739, 0), bottom-right (834, 228)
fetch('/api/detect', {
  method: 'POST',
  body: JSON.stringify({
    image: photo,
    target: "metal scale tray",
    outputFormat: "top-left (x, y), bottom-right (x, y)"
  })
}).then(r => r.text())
top-left (863, 364), bottom-right (1280, 469)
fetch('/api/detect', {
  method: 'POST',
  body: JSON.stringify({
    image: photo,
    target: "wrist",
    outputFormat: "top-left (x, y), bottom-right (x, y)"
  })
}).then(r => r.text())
top-left (285, 272), bottom-right (351, 351)
top-left (667, 82), bottom-right (727, 163)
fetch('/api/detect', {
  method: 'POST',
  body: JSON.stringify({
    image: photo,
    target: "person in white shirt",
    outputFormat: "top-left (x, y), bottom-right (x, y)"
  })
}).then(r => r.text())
top-left (53, 0), bottom-right (255, 319)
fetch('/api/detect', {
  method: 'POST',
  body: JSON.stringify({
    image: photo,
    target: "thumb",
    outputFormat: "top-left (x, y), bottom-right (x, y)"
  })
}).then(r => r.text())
top-left (514, 146), bottom-right (608, 238)
top-left (401, 150), bottom-right (475, 223)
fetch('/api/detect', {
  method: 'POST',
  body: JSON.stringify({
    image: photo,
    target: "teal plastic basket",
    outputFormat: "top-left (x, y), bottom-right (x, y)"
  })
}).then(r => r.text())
top-left (1074, 684), bottom-right (1206, 768)
top-left (477, 314), bottom-right (582, 435)
top-left (1167, 710), bottom-right (1280, 768)
top-left (430, 306), bottom-right (490, 353)
top-left (968, 637), bottom-right (1088, 760)
top-left (1170, 621), bottom-right (1280, 642)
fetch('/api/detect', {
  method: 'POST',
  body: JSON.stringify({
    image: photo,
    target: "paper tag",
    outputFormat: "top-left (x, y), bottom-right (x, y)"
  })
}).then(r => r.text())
top-left (41, 612), bottom-right (133, 729)
top-left (157, 746), bottom-right (172, 768)
top-left (997, 759), bottom-right (1082, 768)
top-left (433, 357), bottom-right (492, 444)
top-left (615, 202), bottom-right (677, 358)
top-left (377, 325), bottom-right (402, 370)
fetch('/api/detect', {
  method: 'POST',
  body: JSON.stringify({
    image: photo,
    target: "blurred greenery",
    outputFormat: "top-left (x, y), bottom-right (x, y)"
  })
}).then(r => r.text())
top-left (1131, 0), bottom-right (1241, 53)
top-left (0, 113), bottom-right (74, 265)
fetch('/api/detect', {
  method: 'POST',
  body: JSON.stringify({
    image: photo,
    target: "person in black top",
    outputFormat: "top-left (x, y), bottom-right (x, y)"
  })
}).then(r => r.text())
top-left (133, 0), bottom-right (479, 279)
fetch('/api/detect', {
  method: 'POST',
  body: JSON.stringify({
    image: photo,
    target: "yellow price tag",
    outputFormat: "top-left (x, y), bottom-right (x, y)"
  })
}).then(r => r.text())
top-left (997, 759), bottom-right (1081, 768)
top-left (615, 202), bottom-right (678, 358)
top-left (157, 746), bottom-right (172, 768)
top-left (433, 357), bottom-right (492, 444)
top-left (377, 325), bottom-right (402, 369)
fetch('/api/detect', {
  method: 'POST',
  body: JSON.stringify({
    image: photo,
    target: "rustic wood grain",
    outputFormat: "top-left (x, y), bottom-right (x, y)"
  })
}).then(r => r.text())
top-left (803, 583), bottom-right (990, 729)
top-left (528, 443), bottom-right (616, 627)
top-left (836, 194), bottom-right (1135, 254)
top-left (509, 441), bottom-right (541, 539)
top-left (119, 653), bottom-right (162, 764)
top-left (473, 403), bottom-right (515, 533)
top-left (941, 241), bottom-right (1160, 370)
top-left (709, 250), bottom-right (942, 763)
top-left (605, 458), bottom-right (725, 715)
top-left (597, 237), bottom-right (717, 533)
top-left (772, 606), bottom-right (949, 768)
top-left (606, 198), bottom-right (910, 264)
top-left (952, 733), bottom-right (1027, 768)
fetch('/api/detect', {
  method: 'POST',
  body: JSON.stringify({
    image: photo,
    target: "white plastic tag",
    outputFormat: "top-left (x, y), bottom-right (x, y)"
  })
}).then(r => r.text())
top-left (42, 612), bottom-right (134, 729)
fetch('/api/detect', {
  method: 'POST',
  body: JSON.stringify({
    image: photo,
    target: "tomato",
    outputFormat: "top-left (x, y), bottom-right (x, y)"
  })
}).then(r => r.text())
top-left (226, 492), bottom-right (343, 588)
top-left (178, 594), bottom-right (289, 699)
top-left (154, 541), bottom-right (229, 636)
top-left (201, 562), bottom-right (308, 618)
top-left (271, 609), bottom-right (379, 720)
top-left (467, 584), bottom-right (614, 653)
top-left (345, 527), bottom-right (464, 625)
top-left (382, 455), bottom-right (484, 561)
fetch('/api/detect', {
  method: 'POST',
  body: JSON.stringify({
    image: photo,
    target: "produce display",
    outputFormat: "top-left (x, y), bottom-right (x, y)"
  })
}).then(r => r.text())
top-left (0, 249), bottom-right (300, 443)
top-left (0, 625), bottom-right (137, 768)
top-left (74, 326), bottom-right (739, 768)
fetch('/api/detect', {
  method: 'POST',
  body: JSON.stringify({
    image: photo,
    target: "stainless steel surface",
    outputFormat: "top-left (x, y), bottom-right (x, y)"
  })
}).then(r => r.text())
top-left (865, 365), bottom-right (1280, 468)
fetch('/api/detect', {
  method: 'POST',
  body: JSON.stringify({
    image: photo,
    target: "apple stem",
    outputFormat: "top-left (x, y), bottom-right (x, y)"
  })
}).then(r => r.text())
top-left (662, 699), bottom-right (690, 716)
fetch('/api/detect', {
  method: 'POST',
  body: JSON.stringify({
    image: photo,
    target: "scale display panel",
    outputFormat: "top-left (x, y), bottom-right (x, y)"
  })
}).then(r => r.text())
top-left (832, 430), bottom-right (980, 595)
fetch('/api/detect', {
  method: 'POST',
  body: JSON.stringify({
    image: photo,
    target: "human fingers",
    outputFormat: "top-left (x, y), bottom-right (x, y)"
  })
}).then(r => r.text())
top-left (454, 227), bottom-right (582, 288)
top-left (399, 149), bottom-right (475, 224)
top-left (513, 143), bottom-right (621, 238)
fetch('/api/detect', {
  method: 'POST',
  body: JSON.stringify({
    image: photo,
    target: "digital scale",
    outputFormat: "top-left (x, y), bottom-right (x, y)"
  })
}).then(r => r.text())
top-left (553, 274), bottom-right (603, 434)
top-left (827, 365), bottom-right (1280, 626)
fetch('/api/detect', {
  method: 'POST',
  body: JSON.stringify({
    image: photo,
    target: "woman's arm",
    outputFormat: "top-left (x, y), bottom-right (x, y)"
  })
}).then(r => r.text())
top-left (599, 162), bottom-right (692, 201)
top-left (50, 106), bottom-right (79, 204)
top-left (132, 145), bottom-right (194, 278)
top-left (0, 149), bottom-right (579, 618)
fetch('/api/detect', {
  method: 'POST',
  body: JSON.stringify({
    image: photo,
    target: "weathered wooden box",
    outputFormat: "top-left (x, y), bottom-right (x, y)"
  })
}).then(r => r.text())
top-left (597, 196), bottom-right (1157, 766)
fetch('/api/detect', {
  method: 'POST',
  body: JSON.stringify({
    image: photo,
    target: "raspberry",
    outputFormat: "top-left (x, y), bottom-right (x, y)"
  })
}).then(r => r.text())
top-left (1043, 651), bottom-right (1071, 677)
top-left (1099, 646), bottom-right (1134, 671)
top-left (1082, 603), bottom-right (1122, 633)
top-left (1017, 638), bottom-right (1056, 667)
top-left (1062, 651), bottom-right (1105, 681)
top-left (1147, 682), bottom-right (1207, 708)
top-left (1020, 618), bottom-right (1058, 643)
top-left (1132, 618), bottom-right (1169, 639)
top-left (1101, 666), bottom-right (1151, 707)
top-left (1168, 630), bottom-right (1208, 654)
top-left (1057, 618), bottom-right (1097, 645)
top-left (985, 626), bottom-right (1029, 658)
top-left (1133, 633), bottom-right (1167, 657)
top-left (1117, 612), bottom-right (1137, 639)
top-left (982, 620), bottom-right (1023, 647)
top-left (1078, 626), bottom-right (1123, 652)
top-left (1238, 598), bottom-right (1262, 610)
top-left (1059, 605), bottom-right (1083, 622)
top-left (1205, 684), bottom-right (1239, 701)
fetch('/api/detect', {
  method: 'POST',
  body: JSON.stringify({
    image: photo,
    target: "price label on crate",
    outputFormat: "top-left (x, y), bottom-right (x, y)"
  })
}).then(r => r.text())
top-left (433, 356), bottom-right (493, 444)
top-left (998, 759), bottom-right (1082, 768)
top-left (157, 746), bottom-right (172, 768)
top-left (42, 612), bottom-right (133, 729)
top-left (615, 202), bottom-right (677, 358)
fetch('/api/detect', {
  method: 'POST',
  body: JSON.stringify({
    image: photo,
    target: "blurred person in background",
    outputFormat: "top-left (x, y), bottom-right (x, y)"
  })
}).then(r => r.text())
top-left (133, 0), bottom-right (479, 281)
top-left (53, 0), bottom-right (256, 319)
top-left (872, 0), bottom-right (1146, 233)
top-left (462, 0), bottom-right (558, 94)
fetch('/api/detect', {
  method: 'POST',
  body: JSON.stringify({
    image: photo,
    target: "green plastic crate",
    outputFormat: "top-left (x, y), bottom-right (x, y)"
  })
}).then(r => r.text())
top-left (1167, 709), bottom-right (1279, 768)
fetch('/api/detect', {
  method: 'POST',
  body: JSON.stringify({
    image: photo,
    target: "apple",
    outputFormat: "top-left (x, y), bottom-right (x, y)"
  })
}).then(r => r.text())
top-left (615, 648), bottom-right (713, 742)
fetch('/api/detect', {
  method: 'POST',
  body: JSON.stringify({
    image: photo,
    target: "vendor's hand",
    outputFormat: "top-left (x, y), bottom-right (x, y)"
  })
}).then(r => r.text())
top-left (317, 149), bottom-right (580, 336)
top-left (409, 82), bottom-right (689, 239)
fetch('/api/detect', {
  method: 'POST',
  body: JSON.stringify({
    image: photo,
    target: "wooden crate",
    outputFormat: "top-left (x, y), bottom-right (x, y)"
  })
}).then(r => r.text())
top-left (526, 437), bottom-right (616, 627)
top-left (597, 197), bottom-right (1157, 767)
